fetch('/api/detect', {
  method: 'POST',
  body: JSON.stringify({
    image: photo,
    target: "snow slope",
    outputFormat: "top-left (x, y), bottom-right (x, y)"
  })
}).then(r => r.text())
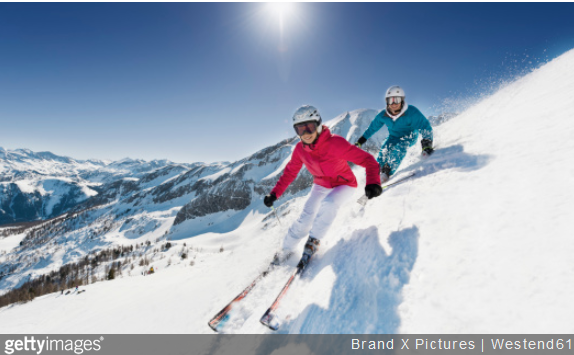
top-left (0, 48), bottom-right (573, 334)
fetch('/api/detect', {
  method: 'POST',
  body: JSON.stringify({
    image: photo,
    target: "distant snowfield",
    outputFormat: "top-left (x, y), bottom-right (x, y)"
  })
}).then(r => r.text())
top-left (1, 48), bottom-right (574, 334)
top-left (0, 233), bottom-right (26, 254)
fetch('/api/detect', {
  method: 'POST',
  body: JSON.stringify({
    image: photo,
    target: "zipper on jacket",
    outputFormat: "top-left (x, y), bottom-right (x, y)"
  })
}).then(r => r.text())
top-left (337, 175), bottom-right (350, 183)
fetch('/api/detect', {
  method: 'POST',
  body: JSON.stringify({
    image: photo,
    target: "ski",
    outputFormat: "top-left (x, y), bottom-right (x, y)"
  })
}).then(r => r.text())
top-left (208, 254), bottom-right (288, 332)
top-left (357, 172), bottom-right (416, 206)
top-left (259, 265), bottom-right (302, 331)
top-left (260, 239), bottom-right (319, 331)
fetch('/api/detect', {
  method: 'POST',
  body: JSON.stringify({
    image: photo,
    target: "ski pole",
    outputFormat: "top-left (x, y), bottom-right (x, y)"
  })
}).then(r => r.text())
top-left (356, 172), bottom-right (416, 206)
top-left (381, 172), bottom-right (415, 189)
top-left (271, 206), bottom-right (282, 226)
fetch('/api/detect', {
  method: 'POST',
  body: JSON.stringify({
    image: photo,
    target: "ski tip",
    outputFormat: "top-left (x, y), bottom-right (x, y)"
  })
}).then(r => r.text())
top-left (208, 322), bottom-right (219, 333)
top-left (208, 317), bottom-right (227, 332)
top-left (260, 310), bottom-right (280, 331)
top-left (260, 320), bottom-right (279, 331)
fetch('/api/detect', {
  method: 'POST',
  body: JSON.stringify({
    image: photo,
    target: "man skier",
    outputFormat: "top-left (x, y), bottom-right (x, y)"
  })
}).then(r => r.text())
top-left (355, 85), bottom-right (434, 182)
top-left (263, 105), bottom-right (382, 267)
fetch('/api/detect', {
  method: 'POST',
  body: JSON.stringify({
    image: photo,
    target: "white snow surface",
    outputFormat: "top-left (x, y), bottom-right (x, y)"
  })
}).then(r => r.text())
top-left (1, 49), bottom-right (574, 334)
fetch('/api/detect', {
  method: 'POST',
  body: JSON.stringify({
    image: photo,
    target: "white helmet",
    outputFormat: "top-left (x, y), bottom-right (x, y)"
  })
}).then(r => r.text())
top-left (385, 85), bottom-right (405, 99)
top-left (292, 105), bottom-right (323, 134)
top-left (385, 85), bottom-right (405, 105)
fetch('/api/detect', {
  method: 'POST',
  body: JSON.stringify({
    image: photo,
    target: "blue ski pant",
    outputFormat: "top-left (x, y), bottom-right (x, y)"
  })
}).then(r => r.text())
top-left (376, 132), bottom-right (419, 176)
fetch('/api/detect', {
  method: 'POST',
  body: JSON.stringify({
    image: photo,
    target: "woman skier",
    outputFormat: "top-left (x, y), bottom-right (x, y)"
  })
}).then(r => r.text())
top-left (264, 105), bottom-right (382, 267)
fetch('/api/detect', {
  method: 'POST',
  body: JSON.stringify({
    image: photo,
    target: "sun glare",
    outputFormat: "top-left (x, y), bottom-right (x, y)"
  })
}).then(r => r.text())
top-left (264, 2), bottom-right (298, 44)
top-left (255, 2), bottom-right (306, 81)
top-left (266, 2), bottom-right (296, 19)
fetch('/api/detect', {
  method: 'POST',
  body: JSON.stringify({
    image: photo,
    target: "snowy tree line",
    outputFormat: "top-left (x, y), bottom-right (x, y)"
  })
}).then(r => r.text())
top-left (0, 241), bottom-right (198, 308)
top-left (0, 244), bottom-right (129, 307)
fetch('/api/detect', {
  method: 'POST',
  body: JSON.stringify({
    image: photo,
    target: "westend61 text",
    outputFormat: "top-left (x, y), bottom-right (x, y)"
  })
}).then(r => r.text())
top-left (351, 338), bottom-right (476, 350)
top-left (490, 338), bottom-right (571, 350)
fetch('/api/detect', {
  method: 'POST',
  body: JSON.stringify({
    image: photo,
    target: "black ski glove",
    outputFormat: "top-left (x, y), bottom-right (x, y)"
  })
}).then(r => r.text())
top-left (421, 139), bottom-right (434, 157)
top-left (355, 136), bottom-right (367, 148)
top-left (264, 193), bottom-right (277, 208)
top-left (365, 184), bottom-right (383, 199)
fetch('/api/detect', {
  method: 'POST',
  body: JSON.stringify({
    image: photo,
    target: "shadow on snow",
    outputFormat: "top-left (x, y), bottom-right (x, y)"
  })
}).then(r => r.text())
top-left (282, 225), bottom-right (420, 334)
top-left (403, 144), bottom-right (491, 179)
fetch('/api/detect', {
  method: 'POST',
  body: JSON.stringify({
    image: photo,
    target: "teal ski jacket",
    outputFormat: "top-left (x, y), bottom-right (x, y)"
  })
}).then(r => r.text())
top-left (362, 105), bottom-right (433, 142)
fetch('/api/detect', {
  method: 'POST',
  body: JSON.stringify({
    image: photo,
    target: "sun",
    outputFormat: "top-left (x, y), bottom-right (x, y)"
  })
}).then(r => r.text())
top-left (266, 2), bottom-right (296, 19)
top-left (264, 2), bottom-right (298, 42)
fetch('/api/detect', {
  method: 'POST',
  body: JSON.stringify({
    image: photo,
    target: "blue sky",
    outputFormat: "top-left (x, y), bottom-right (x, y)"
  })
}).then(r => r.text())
top-left (1, 2), bottom-right (573, 164)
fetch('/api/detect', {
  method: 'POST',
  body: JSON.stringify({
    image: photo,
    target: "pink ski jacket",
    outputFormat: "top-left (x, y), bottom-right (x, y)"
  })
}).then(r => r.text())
top-left (271, 126), bottom-right (381, 198)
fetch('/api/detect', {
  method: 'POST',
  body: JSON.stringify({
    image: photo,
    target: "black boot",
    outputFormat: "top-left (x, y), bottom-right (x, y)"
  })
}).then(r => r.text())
top-left (380, 164), bottom-right (392, 183)
top-left (297, 236), bottom-right (320, 268)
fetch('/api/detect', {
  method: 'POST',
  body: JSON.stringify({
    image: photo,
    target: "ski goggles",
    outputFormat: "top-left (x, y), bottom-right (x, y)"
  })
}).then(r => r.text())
top-left (386, 96), bottom-right (403, 105)
top-left (294, 121), bottom-right (318, 136)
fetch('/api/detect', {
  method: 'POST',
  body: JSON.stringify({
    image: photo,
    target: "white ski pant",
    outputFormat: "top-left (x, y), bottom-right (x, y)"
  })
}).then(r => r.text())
top-left (282, 184), bottom-right (356, 253)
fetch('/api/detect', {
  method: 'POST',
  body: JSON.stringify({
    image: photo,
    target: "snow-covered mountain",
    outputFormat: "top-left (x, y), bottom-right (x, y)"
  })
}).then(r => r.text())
top-left (0, 148), bottom-right (188, 225)
top-left (0, 48), bottom-right (573, 334)
top-left (0, 108), bottom-right (388, 295)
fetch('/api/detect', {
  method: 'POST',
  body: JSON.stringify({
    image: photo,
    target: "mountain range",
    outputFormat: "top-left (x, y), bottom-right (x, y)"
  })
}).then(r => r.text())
top-left (1, 47), bottom-right (571, 334)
